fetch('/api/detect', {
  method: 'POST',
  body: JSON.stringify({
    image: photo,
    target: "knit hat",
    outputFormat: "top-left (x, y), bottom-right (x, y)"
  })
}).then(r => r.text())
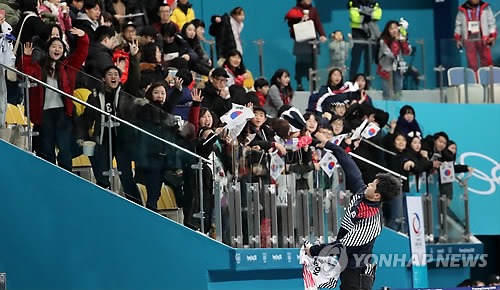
top-left (280, 107), bottom-right (306, 133)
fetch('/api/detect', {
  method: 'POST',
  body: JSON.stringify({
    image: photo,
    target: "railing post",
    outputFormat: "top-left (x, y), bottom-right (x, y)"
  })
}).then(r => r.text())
top-left (193, 157), bottom-right (205, 234)
top-left (434, 65), bottom-right (445, 103)
top-left (438, 194), bottom-right (448, 243)
top-left (309, 39), bottom-right (320, 92)
top-left (101, 113), bottom-right (120, 192)
top-left (489, 65), bottom-right (495, 103)
top-left (417, 39), bottom-right (427, 89)
top-left (213, 180), bottom-right (222, 242)
top-left (18, 77), bottom-right (39, 152)
top-left (253, 39), bottom-right (265, 77)
top-left (463, 179), bottom-right (471, 242)
top-left (207, 39), bottom-right (215, 68)
top-left (464, 66), bottom-right (469, 104)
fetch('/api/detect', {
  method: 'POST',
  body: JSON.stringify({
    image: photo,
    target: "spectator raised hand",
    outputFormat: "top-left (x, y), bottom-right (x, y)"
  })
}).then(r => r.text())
top-left (23, 42), bottom-right (34, 56)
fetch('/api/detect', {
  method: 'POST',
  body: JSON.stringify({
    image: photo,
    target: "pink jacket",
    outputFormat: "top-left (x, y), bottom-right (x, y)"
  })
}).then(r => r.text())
top-left (39, 4), bottom-right (72, 31)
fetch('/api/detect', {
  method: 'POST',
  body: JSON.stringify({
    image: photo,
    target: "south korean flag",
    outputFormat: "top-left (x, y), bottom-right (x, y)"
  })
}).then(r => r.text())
top-left (439, 161), bottom-right (455, 184)
top-left (269, 150), bottom-right (285, 181)
top-left (320, 151), bottom-right (338, 178)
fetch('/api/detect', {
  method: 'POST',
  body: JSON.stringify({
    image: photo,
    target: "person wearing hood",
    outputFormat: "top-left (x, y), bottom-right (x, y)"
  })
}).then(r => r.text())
top-left (73, 0), bottom-right (100, 42)
top-left (209, 7), bottom-right (245, 59)
top-left (285, 0), bottom-right (327, 91)
top-left (395, 105), bottom-right (421, 136)
top-left (454, 0), bottom-right (497, 71)
top-left (170, 0), bottom-right (194, 32)
top-left (77, 42), bottom-right (141, 205)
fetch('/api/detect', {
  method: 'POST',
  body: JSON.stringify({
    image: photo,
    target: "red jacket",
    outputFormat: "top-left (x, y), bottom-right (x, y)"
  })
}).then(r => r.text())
top-left (21, 34), bottom-right (89, 125)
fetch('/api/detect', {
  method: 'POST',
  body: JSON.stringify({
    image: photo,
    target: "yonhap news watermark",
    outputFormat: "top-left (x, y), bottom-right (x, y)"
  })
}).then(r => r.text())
top-left (348, 253), bottom-right (488, 268)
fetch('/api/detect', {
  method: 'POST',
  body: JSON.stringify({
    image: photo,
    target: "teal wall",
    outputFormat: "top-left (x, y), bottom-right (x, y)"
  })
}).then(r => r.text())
top-left (191, 0), bottom-right (437, 89)
top-left (0, 130), bottom-right (488, 288)
top-left (373, 101), bottom-right (500, 235)
top-left (0, 140), bottom-right (233, 289)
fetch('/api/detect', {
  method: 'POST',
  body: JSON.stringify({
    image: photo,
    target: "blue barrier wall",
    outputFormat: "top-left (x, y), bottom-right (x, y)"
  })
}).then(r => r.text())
top-left (0, 134), bottom-right (483, 288)
top-left (373, 101), bottom-right (500, 235)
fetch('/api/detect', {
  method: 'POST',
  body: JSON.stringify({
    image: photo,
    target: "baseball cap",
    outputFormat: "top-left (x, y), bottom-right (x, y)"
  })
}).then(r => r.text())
top-left (211, 68), bottom-right (229, 78)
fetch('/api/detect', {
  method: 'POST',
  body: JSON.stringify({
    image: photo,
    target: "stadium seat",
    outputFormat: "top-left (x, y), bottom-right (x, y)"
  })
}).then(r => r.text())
top-left (136, 183), bottom-right (183, 223)
top-left (72, 155), bottom-right (95, 182)
top-left (477, 66), bottom-right (500, 103)
top-left (447, 67), bottom-right (483, 104)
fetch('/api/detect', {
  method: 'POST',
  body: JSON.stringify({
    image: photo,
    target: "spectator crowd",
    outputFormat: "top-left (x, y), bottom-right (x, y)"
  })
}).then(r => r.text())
top-left (0, 0), bottom-right (494, 254)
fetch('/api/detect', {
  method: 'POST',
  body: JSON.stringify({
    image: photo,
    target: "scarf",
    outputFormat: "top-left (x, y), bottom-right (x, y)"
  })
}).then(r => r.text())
top-left (43, 1), bottom-right (60, 16)
top-left (76, 12), bottom-right (99, 31)
top-left (177, 2), bottom-right (192, 15)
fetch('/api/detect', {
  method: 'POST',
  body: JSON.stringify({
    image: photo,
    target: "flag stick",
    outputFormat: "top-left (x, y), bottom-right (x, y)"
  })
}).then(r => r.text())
top-left (360, 138), bottom-right (397, 156)
top-left (348, 152), bottom-right (407, 180)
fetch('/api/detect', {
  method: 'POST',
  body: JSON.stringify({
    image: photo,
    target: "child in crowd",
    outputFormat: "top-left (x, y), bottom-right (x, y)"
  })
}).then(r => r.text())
top-left (253, 77), bottom-right (270, 107)
top-left (328, 30), bottom-right (352, 75)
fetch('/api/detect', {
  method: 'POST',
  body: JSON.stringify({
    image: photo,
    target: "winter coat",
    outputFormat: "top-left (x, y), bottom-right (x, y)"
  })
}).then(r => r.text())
top-left (395, 115), bottom-right (421, 136)
top-left (285, 4), bottom-right (326, 40)
top-left (84, 42), bottom-right (114, 87)
top-left (328, 39), bottom-right (352, 68)
top-left (39, 3), bottom-right (72, 31)
top-left (377, 38), bottom-right (411, 80)
top-left (20, 34), bottom-right (89, 125)
top-left (201, 81), bottom-right (232, 119)
top-left (209, 13), bottom-right (236, 59)
top-left (267, 84), bottom-right (292, 118)
top-left (0, 0), bottom-right (20, 28)
top-left (454, 1), bottom-right (497, 42)
top-left (13, 12), bottom-right (45, 57)
top-left (168, 86), bottom-right (192, 120)
top-left (170, 5), bottom-right (195, 32)
top-left (348, 0), bottom-right (382, 40)
top-left (73, 13), bottom-right (98, 42)
top-left (77, 54), bottom-right (140, 146)
top-left (139, 62), bottom-right (167, 88)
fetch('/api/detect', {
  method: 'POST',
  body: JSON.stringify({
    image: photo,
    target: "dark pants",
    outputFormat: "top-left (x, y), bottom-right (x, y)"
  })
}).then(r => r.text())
top-left (144, 161), bottom-right (165, 210)
top-left (38, 107), bottom-right (73, 171)
top-left (90, 133), bottom-right (141, 204)
top-left (350, 42), bottom-right (374, 81)
top-left (340, 266), bottom-right (376, 290)
top-left (294, 41), bottom-right (319, 85)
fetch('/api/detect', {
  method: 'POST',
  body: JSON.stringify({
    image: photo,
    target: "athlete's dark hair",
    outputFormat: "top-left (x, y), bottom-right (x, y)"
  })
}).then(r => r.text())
top-left (375, 173), bottom-right (401, 202)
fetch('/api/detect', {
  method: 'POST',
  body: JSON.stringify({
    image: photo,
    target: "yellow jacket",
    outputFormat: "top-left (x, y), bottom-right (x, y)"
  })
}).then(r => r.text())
top-left (349, 1), bottom-right (382, 29)
top-left (170, 7), bottom-right (195, 31)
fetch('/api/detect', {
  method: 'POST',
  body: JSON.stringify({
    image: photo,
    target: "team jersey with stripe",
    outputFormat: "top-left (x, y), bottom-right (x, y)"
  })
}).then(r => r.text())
top-left (310, 142), bottom-right (382, 268)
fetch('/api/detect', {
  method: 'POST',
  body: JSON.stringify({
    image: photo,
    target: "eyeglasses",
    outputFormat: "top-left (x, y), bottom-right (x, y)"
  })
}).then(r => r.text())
top-left (212, 77), bottom-right (227, 83)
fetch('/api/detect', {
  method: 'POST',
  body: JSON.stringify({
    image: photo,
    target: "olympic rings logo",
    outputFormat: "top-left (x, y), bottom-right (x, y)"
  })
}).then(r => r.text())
top-left (459, 152), bottom-right (500, 195)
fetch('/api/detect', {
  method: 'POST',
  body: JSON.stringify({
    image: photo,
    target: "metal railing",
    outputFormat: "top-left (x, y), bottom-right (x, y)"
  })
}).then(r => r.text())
top-left (0, 61), bottom-right (210, 233)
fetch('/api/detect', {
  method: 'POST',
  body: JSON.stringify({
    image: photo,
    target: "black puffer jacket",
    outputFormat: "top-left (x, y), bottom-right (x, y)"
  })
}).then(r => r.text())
top-left (201, 81), bottom-right (232, 119)
top-left (84, 42), bottom-right (114, 86)
top-left (209, 13), bottom-right (236, 59)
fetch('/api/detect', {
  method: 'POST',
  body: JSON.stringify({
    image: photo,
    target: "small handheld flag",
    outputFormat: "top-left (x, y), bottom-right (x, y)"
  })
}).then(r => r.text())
top-left (320, 151), bottom-right (338, 178)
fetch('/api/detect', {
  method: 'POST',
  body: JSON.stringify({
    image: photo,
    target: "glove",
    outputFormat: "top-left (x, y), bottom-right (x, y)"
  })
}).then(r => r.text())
top-left (399, 18), bottom-right (409, 30)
